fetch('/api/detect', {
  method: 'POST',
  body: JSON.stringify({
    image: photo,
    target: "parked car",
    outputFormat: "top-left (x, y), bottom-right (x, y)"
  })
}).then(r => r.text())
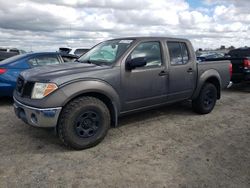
top-left (14, 37), bottom-right (231, 150)
top-left (0, 52), bottom-right (76, 97)
top-left (0, 48), bottom-right (26, 61)
top-left (60, 53), bottom-right (78, 62)
top-left (59, 47), bottom-right (89, 57)
top-left (201, 48), bottom-right (250, 83)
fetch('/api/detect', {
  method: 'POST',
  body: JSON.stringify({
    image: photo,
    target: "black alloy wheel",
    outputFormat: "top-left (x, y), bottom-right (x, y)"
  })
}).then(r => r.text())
top-left (74, 111), bottom-right (100, 138)
top-left (192, 83), bottom-right (217, 114)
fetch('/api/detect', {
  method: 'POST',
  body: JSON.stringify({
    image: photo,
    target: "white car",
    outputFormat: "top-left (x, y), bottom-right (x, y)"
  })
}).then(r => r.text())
top-left (59, 47), bottom-right (89, 57)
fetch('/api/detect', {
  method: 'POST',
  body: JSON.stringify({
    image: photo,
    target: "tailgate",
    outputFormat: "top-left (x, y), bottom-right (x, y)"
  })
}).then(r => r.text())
top-left (230, 58), bottom-right (244, 74)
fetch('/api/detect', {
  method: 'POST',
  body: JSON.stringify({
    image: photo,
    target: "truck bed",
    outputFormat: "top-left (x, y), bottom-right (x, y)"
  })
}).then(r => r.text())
top-left (197, 60), bottom-right (231, 89)
top-left (203, 57), bottom-right (250, 83)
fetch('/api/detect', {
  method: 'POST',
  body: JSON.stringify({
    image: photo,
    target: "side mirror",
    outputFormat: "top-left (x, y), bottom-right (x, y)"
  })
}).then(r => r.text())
top-left (126, 57), bottom-right (147, 70)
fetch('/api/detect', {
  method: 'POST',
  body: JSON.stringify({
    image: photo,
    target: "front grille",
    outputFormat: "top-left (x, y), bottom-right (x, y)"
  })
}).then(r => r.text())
top-left (16, 76), bottom-right (24, 94)
top-left (16, 76), bottom-right (34, 98)
top-left (23, 82), bottom-right (34, 98)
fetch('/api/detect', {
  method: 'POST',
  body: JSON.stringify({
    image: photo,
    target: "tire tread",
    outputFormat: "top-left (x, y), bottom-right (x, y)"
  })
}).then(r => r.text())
top-left (58, 96), bottom-right (110, 150)
top-left (192, 83), bottom-right (217, 114)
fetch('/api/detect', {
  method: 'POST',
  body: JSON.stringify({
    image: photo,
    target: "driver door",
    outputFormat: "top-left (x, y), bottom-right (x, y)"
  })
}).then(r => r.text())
top-left (121, 41), bottom-right (168, 112)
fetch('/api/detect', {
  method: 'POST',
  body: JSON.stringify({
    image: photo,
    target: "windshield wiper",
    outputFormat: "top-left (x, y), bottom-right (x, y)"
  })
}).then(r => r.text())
top-left (93, 62), bottom-right (108, 66)
top-left (77, 59), bottom-right (108, 66)
top-left (76, 59), bottom-right (92, 64)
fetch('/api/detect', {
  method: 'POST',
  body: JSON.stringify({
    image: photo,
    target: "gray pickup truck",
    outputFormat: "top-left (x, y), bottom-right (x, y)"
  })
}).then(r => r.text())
top-left (13, 37), bottom-right (231, 149)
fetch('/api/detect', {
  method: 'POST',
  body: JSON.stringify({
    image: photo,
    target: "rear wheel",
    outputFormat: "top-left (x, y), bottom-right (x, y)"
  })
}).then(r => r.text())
top-left (192, 83), bottom-right (217, 114)
top-left (58, 96), bottom-right (110, 150)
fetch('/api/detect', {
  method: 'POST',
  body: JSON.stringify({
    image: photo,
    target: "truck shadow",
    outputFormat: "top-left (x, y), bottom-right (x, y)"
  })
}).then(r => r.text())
top-left (119, 101), bottom-right (195, 127)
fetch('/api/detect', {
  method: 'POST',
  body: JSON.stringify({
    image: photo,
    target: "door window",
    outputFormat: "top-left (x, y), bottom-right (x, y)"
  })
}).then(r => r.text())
top-left (181, 43), bottom-right (189, 64)
top-left (167, 42), bottom-right (190, 65)
top-left (129, 41), bottom-right (162, 67)
top-left (28, 55), bottom-right (60, 66)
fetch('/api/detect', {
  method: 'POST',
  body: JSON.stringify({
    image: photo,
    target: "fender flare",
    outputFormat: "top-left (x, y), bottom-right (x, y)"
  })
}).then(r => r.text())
top-left (53, 79), bottom-right (121, 127)
top-left (192, 69), bottom-right (222, 100)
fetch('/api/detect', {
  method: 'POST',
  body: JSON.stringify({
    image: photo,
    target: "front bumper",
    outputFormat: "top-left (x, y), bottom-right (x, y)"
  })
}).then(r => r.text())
top-left (13, 97), bottom-right (62, 128)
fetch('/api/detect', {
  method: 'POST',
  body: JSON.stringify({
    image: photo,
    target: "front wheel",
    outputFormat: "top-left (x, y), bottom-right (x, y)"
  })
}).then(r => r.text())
top-left (192, 83), bottom-right (217, 114)
top-left (58, 96), bottom-right (110, 150)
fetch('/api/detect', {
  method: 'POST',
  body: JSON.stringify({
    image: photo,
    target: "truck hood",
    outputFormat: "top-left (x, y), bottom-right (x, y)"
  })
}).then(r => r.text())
top-left (20, 62), bottom-right (111, 83)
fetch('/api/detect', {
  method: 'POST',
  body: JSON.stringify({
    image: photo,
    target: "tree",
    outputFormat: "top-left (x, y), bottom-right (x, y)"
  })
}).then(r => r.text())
top-left (220, 45), bottom-right (226, 50)
top-left (228, 46), bottom-right (235, 50)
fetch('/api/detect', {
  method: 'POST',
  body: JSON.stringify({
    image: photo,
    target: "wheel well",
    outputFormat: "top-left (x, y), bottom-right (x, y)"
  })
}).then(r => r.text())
top-left (64, 92), bottom-right (117, 127)
top-left (205, 77), bottom-right (221, 99)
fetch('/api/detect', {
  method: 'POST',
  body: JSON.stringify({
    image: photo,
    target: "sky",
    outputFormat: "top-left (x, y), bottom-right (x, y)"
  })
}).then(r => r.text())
top-left (0, 0), bottom-right (249, 51)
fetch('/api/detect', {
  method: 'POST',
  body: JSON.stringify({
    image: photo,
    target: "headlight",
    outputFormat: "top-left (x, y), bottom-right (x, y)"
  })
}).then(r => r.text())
top-left (31, 83), bottom-right (58, 99)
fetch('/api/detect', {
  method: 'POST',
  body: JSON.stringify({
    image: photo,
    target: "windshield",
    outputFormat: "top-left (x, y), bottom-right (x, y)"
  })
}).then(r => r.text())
top-left (78, 39), bottom-right (134, 65)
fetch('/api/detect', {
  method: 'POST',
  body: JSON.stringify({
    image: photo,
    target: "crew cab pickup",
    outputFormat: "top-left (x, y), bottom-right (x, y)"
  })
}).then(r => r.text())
top-left (13, 37), bottom-right (231, 150)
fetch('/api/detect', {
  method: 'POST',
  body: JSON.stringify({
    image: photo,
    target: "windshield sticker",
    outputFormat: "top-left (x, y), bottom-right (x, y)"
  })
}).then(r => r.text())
top-left (119, 40), bottom-right (133, 44)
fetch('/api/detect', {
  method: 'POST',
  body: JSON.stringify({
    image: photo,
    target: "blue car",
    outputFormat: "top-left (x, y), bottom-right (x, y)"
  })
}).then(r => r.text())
top-left (0, 52), bottom-right (77, 97)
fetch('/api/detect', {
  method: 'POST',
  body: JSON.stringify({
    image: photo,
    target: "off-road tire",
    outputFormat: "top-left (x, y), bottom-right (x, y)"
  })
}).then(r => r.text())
top-left (58, 96), bottom-right (110, 150)
top-left (192, 83), bottom-right (217, 114)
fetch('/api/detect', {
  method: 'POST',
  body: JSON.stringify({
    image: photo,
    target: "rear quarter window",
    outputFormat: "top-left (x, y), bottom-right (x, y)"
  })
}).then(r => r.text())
top-left (28, 55), bottom-right (61, 67)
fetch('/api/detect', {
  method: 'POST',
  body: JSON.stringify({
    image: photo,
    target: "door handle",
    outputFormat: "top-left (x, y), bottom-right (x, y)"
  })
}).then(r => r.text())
top-left (159, 71), bottom-right (168, 76)
top-left (187, 68), bottom-right (193, 73)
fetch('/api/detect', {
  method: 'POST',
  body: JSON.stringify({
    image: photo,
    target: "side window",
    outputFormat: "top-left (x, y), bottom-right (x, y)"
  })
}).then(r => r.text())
top-left (129, 41), bottom-right (162, 67)
top-left (167, 42), bottom-right (182, 65)
top-left (167, 42), bottom-right (189, 65)
top-left (28, 56), bottom-right (60, 67)
top-left (180, 43), bottom-right (189, 64)
top-left (28, 58), bottom-right (38, 66)
top-left (36, 56), bottom-right (60, 65)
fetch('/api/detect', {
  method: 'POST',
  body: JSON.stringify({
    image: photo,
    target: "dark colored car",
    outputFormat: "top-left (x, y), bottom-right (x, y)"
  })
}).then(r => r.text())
top-left (14, 37), bottom-right (231, 150)
top-left (0, 48), bottom-right (26, 61)
top-left (59, 47), bottom-right (89, 57)
top-left (227, 48), bottom-right (250, 83)
top-left (201, 48), bottom-right (250, 83)
top-left (0, 52), bottom-right (76, 97)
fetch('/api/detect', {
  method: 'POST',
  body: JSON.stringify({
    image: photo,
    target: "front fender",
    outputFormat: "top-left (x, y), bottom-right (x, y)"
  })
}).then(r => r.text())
top-left (59, 79), bottom-right (121, 112)
top-left (14, 79), bottom-right (121, 113)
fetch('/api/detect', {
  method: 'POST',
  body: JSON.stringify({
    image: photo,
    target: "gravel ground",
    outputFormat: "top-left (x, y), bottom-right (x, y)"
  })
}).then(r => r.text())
top-left (0, 84), bottom-right (249, 188)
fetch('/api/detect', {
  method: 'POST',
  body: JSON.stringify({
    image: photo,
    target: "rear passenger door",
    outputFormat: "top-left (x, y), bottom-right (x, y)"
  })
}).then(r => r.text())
top-left (166, 41), bottom-right (196, 101)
